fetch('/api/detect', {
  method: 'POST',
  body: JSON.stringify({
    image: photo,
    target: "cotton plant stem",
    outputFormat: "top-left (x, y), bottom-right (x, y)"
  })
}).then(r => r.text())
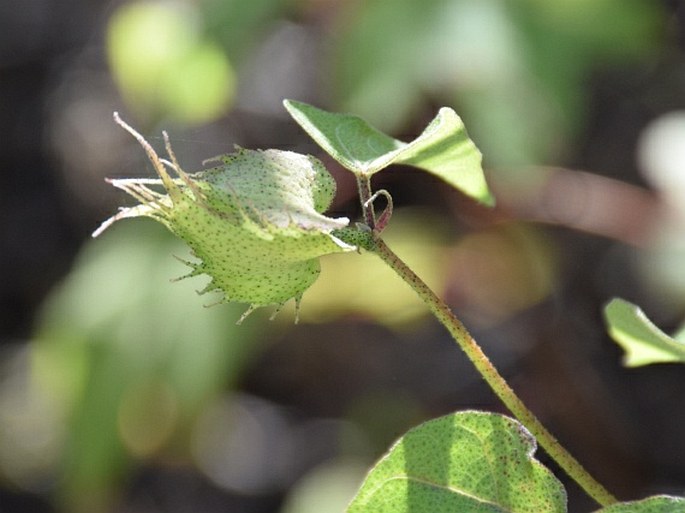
top-left (357, 175), bottom-right (377, 230)
top-left (370, 235), bottom-right (618, 507)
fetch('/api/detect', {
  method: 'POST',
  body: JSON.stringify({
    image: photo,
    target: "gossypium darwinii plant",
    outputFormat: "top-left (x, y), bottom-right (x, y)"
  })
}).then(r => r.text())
top-left (94, 102), bottom-right (685, 512)
top-left (93, 113), bottom-right (355, 322)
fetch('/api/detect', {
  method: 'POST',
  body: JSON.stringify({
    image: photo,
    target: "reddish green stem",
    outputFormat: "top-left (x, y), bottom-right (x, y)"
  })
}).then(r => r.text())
top-left (357, 175), bottom-right (376, 230)
top-left (370, 235), bottom-right (618, 507)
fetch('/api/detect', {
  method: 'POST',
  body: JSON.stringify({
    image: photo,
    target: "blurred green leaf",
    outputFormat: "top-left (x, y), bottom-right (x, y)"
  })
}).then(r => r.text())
top-left (202, 0), bottom-right (287, 63)
top-left (107, 1), bottom-right (235, 124)
top-left (347, 411), bottom-right (566, 513)
top-left (32, 222), bottom-right (262, 511)
top-left (594, 495), bottom-right (685, 512)
top-left (284, 100), bottom-right (494, 205)
top-left (604, 298), bottom-right (685, 367)
top-left (334, 0), bottom-right (664, 165)
top-left (333, 0), bottom-right (445, 132)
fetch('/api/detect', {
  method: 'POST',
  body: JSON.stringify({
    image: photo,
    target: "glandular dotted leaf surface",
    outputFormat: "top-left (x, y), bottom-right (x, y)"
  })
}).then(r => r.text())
top-left (347, 411), bottom-right (566, 513)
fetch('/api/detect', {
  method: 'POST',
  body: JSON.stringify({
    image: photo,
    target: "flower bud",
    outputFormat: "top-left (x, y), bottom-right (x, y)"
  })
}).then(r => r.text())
top-left (94, 114), bottom-right (354, 321)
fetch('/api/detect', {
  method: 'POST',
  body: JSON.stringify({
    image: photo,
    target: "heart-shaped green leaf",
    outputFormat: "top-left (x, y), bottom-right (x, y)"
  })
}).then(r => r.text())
top-left (594, 495), bottom-right (685, 512)
top-left (347, 411), bottom-right (566, 513)
top-left (604, 298), bottom-right (685, 367)
top-left (284, 100), bottom-right (494, 206)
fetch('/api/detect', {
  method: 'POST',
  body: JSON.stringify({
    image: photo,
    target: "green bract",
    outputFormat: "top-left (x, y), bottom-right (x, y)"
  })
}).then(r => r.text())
top-left (94, 114), bottom-right (354, 321)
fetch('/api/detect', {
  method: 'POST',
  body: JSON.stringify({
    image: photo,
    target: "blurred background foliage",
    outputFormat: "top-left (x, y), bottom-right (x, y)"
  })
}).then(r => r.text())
top-left (2, 0), bottom-right (685, 512)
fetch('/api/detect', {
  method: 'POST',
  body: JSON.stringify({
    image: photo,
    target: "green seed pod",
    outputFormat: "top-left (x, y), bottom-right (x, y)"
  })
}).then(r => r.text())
top-left (94, 113), bottom-right (355, 321)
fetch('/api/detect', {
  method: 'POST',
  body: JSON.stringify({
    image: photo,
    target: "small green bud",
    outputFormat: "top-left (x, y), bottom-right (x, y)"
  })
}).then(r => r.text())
top-left (94, 113), bottom-right (355, 321)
